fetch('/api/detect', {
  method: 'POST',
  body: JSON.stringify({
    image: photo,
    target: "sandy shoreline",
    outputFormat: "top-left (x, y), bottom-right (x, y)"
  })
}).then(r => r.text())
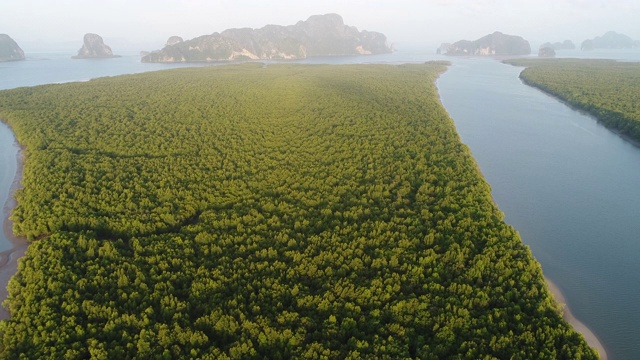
top-left (545, 278), bottom-right (608, 360)
top-left (0, 136), bottom-right (28, 320)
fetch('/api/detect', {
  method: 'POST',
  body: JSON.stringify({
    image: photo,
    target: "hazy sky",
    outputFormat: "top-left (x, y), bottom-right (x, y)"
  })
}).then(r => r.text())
top-left (2, 0), bottom-right (639, 51)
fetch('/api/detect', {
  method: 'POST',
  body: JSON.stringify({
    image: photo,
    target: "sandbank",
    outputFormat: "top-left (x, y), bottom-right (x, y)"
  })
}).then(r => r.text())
top-left (546, 278), bottom-right (608, 360)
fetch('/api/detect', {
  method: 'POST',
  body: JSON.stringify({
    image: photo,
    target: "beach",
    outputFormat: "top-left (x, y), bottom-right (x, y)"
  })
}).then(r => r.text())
top-left (546, 278), bottom-right (608, 360)
top-left (0, 140), bottom-right (28, 320)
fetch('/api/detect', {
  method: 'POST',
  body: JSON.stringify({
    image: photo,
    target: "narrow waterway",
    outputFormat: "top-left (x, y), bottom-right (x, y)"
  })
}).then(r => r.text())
top-left (0, 122), bottom-right (19, 252)
top-left (437, 58), bottom-right (640, 360)
top-left (0, 121), bottom-right (27, 320)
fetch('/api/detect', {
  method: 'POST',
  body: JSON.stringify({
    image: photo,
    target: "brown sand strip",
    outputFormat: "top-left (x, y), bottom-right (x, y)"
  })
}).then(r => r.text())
top-left (546, 278), bottom-right (608, 360)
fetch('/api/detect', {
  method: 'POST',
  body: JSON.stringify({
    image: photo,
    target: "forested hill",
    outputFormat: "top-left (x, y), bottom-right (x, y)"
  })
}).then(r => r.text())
top-left (0, 63), bottom-right (596, 358)
top-left (505, 58), bottom-right (640, 142)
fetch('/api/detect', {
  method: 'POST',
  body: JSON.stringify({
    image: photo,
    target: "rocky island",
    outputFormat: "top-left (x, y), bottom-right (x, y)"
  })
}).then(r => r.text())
top-left (540, 40), bottom-right (575, 50)
top-left (581, 31), bottom-right (638, 50)
top-left (538, 47), bottom-right (556, 57)
top-left (72, 33), bottom-right (120, 59)
top-left (0, 34), bottom-right (25, 62)
top-left (142, 13), bottom-right (391, 63)
top-left (441, 31), bottom-right (531, 56)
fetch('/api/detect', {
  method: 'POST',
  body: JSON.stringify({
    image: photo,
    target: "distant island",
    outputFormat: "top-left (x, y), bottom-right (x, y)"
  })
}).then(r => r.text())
top-left (141, 13), bottom-right (391, 63)
top-left (72, 33), bottom-right (120, 59)
top-left (540, 40), bottom-right (575, 50)
top-left (538, 47), bottom-right (556, 57)
top-left (0, 34), bottom-right (25, 62)
top-left (436, 43), bottom-right (451, 54)
top-left (440, 31), bottom-right (531, 56)
top-left (581, 31), bottom-right (639, 50)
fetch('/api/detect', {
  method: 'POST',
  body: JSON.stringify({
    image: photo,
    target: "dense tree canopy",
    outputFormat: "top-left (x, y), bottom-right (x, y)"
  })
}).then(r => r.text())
top-left (505, 58), bottom-right (640, 142)
top-left (0, 63), bottom-right (597, 358)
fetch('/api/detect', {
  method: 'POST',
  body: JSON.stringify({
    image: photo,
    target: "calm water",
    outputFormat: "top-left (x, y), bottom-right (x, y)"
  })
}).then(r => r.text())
top-left (0, 52), bottom-right (220, 90)
top-left (0, 123), bottom-right (18, 252)
top-left (0, 49), bottom-right (442, 91)
top-left (437, 58), bottom-right (640, 360)
top-left (2, 48), bottom-right (640, 359)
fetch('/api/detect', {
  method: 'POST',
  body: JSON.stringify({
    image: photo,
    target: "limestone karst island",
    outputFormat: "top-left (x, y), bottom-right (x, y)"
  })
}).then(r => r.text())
top-left (142, 13), bottom-right (391, 63)
top-left (0, 34), bottom-right (25, 62)
top-left (72, 33), bottom-right (120, 59)
top-left (438, 31), bottom-right (531, 56)
top-left (581, 31), bottom-right (639, 50)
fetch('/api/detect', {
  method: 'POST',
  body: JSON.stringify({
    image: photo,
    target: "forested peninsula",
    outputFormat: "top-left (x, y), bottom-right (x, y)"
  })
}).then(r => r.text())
top-left (0, 63), bottom-right (596, 358)
top-left (505, 59), bottom-right (640, 142)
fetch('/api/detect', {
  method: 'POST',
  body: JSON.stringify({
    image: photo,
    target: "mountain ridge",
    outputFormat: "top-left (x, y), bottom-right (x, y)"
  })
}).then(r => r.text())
top-left (581, 31), bottom-right (638, 50)
top-left (142, 13), bottom-right (391, 63)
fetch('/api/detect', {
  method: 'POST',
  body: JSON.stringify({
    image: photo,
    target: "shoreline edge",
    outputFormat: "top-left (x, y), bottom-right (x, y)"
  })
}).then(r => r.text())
top-left (0, 132), bottom-right (28, 320)
top-left (546, 278), bottom-right (608, 360)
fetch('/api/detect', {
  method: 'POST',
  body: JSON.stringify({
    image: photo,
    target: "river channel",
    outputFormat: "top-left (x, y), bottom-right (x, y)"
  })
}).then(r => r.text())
top-left (437, 58), bottom-right (640, 360)
top-left (0, 122), bottom-right (19, 253)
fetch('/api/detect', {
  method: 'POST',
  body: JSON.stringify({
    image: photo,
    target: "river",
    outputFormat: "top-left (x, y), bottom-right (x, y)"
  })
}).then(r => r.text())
top-left (2, 49), bottom-right (640, 359)
top-left (0, 122), bottom-right (19, 253)
top-left (437, 58), bottom-right (640, 360)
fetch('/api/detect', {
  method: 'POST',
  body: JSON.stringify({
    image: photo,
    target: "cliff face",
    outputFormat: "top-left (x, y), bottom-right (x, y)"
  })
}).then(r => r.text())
top-left (445, 31), bottom-right (531, 56)
top-left (581, 31), bottom-right (637, 50)
top-left (165, 36), bottom-right (183, 46)
top-left (73, 33), bottom-right (119, 59)
top-left (436, 43), bottom-right (451, 54)
top-left (142, 13), bottom-right (391, 63)
top-left (0, 34), bottom-right (25, 62)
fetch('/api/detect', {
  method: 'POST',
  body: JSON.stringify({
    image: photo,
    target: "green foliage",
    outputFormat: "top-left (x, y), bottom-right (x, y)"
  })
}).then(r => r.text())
top-left (505, 58), bottom-right (640, 141)
top-left (0, 63), bottom-right (597, 358)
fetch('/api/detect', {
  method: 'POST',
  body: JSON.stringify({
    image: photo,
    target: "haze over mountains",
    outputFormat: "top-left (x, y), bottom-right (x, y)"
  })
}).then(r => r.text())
top-left (581, 31), bottom-right (640, 50)
top-left (439, 32), bottom-right (531, 56)
top-left (3, 13), bottom-right (640, 63)
top-left (539, 40), bottom-right (576, 51)
top-left (141, 14), bottom-right (391, 62)
top-left (3, 0), bottom-right (638, 50)
top-left (72, 33), bottom-right (120, 59)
